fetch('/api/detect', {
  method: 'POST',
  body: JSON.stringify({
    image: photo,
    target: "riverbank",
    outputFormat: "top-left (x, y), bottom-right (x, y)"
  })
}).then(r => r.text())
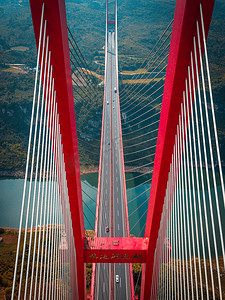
top-left (0, 165), bottom-right (153, 179)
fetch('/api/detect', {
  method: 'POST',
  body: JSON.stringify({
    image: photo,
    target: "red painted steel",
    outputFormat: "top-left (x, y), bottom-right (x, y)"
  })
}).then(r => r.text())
top-left (29, 1), bottom-right (85, 299)
top-left (141, 1), bottom-right (215, 299)
top-left (84, 237), bottom-right (148, 263)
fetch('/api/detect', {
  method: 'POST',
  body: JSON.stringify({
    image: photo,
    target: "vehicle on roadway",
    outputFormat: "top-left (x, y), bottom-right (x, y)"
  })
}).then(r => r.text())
top-left (107, 101), bottom-right (109, 105)
top-left (113, 106), bottom-right (115, 109)
top-left (108, 142), bottom-right (110, 145)
top-left (114, 87), bottom-right (117, 93)
top-left (115, 275), bottom-right (119, 283)
top-left (106, 226), bottom-right (109, 233)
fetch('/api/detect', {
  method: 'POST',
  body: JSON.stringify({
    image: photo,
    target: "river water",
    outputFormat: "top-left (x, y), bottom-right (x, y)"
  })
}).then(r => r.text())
top-left (0, 173), bottom-right (150, 237)
top-left (0, 169), bottom-right (224, 258)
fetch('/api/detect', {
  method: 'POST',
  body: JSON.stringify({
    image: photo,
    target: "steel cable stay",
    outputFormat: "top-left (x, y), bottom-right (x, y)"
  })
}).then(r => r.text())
top-left (122, 110), bottom-right (161, 132)
top-left (123, 93), bottom-right (163, 122)
top-left (74, 102), bottom-right (101, 125)
top-left (75, 109), bottom-right (100, 130)
top-left (119, 19), bottom-right (173, 98)
top-left (123, 136), bottom-right (157, 149)
top-left (122, 119), bottom-right (159, 137)
top-left (124, 144), bottom-right (156, 156)
top-left (151, 14), bottom-right (225, 297)
top-left (129, 196), bottom-right (149, 218)
top-left (82, 180), bottom-right (98, 193)
top-left (78, 147), bottom-right (100, 158)
top-left (77, 137), bottom-right (100, 149)
top-left (126, 173), bottom-right (153, 190)
top-left (127, 186), bottom-right (151, 204)
top-left (11, 9), bottom-right (76, 296)
top-left (138, 223), bottom-right (146, 237)
top-left (72, 75), bottom-right (101, 115)
top-left (121, 80), bottom-right (164, 118)
top-left (82, 188), bottom-right (96, 204)
top-left (133, 268), bottom-right (142, 297)
top-left (194, 24), bottom-right (225, 276)
top-left (73, 87), bottom-right (102, 120)
top-left (41, 107), bottom-right (58, 299)
top-left (84, 211), bottom-right (95, 231)
top-left (185, 70), bottom-right (205, 299)
top-left (120, 51), bottom-right (168, 107)
top-left (70, 51), bottom-right (98, 97)
top-left (71, 66), bottom-right (100, 105)
top-left (34, 91), bottom-right (56, 299)
top-left (76, 120), bottom-right (101, 137)
top-left (196, 20), bottom-right (225, 270)
top-left (70, 62), bottom-right (101, 105)
top-left (124, 103), bottom-right (161, 127)
top-left (78, 144), bottom-right (100, 157)
top-left (67, 26), bottom-right (97, 87)
top-left (120, 74), bottom-right (165, 115)
top-left (129, 209), bottom-right (148, 233)
top-left (68, 35), bottom-right (100, 96)
top-left (120, 57), bottom-right (168, 109)
top-left (72, 84), bottom-right (100, 113)
top-left (120, 45), bottom-right (170, 104)
top-left (67, 26), bottom-right (99, 86)
top-left (72, 77), bottom-right (102, 117)
top-left (38, 95), bottom-right (58, 300)
top-left (120, 68), bottom-right (166, 115)
top-left (126, 161), bottom-right (154, 174)
top-left (82, 199), bottom-right (96, 217)
top-left (78, 151), bottom-right (100, 164)
top-left (14, 17), bottom-right (48, 299)
top-left (70, 58), bottom-right (99, 101)
top-left (80, 171), bottom-right (97, 180)
top-left (125, 152), bottom-right (156, 164)
top-left (70, 50), bottom-right (99, 99)
top-left (23, 34), bottom-right (51, 299)
top-left (77, 129), bottom-right (101, 143)
top-left (189, 53), bottom-right (215, 299)
top-left (199, 4), bottom-right (225, 203)
top-left (125, 170), bottom-right (153, 183)
top-left (29, 59), bottom-right (53, 298)
top-left (123, 127), bottom-right (158, 143)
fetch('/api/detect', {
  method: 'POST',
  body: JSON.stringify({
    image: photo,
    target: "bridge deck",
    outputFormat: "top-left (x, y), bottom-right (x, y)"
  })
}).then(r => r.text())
top-left (94, 30), bottom-right (131, 300)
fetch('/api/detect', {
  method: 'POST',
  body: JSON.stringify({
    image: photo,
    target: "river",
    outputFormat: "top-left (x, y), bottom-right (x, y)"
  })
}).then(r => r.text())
top-left (0, 173), bottom-right (150, 237)
top-left (0, 169), bottom-right (224, 258)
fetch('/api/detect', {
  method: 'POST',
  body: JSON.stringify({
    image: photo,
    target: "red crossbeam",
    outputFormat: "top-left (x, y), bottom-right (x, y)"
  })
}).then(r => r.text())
top-left (84, 237), bottom-right (148, 263)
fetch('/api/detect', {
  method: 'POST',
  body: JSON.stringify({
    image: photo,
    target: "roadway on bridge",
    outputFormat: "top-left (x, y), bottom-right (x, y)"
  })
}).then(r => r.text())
top-left (95, 30), bottom-right (130, 300)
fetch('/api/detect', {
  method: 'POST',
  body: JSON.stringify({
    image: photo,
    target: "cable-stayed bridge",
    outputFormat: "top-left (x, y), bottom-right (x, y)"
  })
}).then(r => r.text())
top-left (10, 0), bottom-right (225, 299)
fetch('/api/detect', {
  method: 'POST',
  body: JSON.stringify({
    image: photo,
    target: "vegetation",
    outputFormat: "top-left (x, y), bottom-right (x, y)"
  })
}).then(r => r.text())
top-left (0, 0), bottom-right (224, 173)
top-left (0, 228), bottom-right (95, 298)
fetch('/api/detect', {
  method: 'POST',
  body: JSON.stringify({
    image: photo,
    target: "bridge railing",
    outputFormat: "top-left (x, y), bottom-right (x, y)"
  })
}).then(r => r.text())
top-left (141, 0), bottom-right (225, 299)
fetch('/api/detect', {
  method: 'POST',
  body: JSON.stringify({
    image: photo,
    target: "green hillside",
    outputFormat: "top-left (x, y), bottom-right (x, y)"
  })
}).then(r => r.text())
top-left (0, 0), bottom-right (224, 174)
